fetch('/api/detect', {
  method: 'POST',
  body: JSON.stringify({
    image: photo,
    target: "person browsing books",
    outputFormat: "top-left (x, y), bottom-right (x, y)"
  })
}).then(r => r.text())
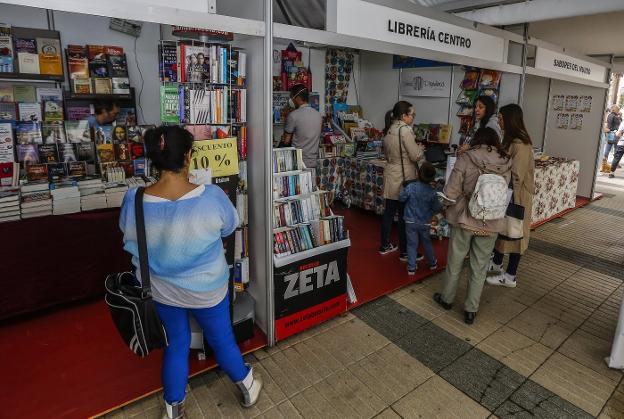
top-left (118, 126), bottom-right (262, 419)
top-left (281, 84), bottom-right (322, 169)
top-left (460, 95), bottom-right (501, 152)
top-left (87, 99), bottom-right (120, 130)
top-left (399, 162), bottom-right (441, 275)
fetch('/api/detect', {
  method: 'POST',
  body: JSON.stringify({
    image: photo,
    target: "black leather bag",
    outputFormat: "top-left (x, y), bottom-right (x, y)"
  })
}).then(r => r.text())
top-left (104, 187), bottom-right (167, 357)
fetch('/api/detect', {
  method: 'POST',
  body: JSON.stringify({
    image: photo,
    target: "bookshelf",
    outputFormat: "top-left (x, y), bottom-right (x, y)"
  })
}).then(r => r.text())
top-left (272, 148), bottom-right (349, 262)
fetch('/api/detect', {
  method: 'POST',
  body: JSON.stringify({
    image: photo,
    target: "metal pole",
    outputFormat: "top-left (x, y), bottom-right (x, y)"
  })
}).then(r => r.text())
top-left (264, 0), bottom-right (276, 346)
top-left (518, 23), bottom-right (528, 105)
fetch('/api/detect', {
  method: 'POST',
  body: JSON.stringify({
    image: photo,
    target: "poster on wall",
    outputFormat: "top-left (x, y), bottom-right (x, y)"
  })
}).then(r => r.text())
top-left (565, 95), bottom-right (579, 112)
top-left (580, 95), bottom-right (593, 113)
top-left (552, 95), bottom-right (565, 111)
top-left (570, 113), bottom-right (584, 130)
top-left (399, 68), bottom-right (452, 98)
top-left (273, 247), bottom-right (349, 341)
top-left (557, 113), bottom-right (570, 129)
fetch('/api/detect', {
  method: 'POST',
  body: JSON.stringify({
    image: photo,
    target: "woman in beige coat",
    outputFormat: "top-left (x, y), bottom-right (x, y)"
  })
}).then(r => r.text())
top-left (487, 104), bottom-right (535, 288)
top-left (379, 101), bottom-right (424, 257)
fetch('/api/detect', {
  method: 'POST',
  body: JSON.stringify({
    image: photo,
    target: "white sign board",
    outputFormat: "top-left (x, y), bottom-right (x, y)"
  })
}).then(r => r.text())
top-left (328, 0), bottom-right (505, 63)
top-left (126, 0), bottom-right (214, 13)
top-left (400, 68), bottom-right (452, 97)
top-left (535, 48), bottom-right (607, 84)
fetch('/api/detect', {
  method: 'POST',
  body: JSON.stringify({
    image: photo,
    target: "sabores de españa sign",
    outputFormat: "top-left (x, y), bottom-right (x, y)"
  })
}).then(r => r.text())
top-left (534, 47), bottom-right (607, 84)
top-left (327, 0), bottom-right (505, 63)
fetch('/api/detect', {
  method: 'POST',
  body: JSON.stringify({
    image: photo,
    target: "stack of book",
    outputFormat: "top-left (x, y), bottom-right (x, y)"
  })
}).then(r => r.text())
top-left (0, 188), bottom-right (20, 223)
top-left (66, 44), bottom-right (129, 95)
top-left (78, 177), bottom-right (107, 211)
top-left (273, 170), bottom-right (314, 199)
top-left (20, 190), bottom-right (52, 219)
top-left (105, 183), bottom-right (128, 208)
top-left (50, 181), bottom-right (81, 215)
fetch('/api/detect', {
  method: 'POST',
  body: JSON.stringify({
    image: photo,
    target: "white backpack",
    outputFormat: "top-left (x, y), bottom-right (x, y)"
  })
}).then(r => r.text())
top-left (468, 173), bottom-right (508, 222)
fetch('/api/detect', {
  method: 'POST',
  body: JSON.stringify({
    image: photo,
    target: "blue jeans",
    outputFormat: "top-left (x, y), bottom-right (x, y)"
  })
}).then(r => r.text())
top-left (406, 223), bottom-right (436, 271)
top-left (605, 140), bottom-right (615, 160)
top-left (155, 295), bottom-right (248, 404)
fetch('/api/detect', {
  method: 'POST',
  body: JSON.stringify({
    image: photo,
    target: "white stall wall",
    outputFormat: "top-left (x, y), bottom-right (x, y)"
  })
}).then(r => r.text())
top-left (53, 11), bottom-right (161, 125)
top-left (522, 75), bottom-right (550, 149)
top-left (543, 79), bottom-right (606, 198)
top-left (359, 51), bottom-right (399, 129)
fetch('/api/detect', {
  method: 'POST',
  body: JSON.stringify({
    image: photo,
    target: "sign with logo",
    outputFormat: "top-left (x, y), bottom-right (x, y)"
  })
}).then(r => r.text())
top-left (535, 48), bottom-right (607, 84)
top-left (274, 247), bottom-right (348, 341)
top-left (191, 138), bottom-right (239, 177)
top-left (400, 68), bottom-right (452, 97)
top-left (327, 0), bottom-right (505, 63)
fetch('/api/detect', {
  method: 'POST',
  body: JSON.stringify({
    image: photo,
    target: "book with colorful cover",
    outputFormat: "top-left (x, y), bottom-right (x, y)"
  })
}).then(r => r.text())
top-left (112, 125), bottom-right (126, 143)
top-left (18, 102), bottom-right (41, 122)
top-left (94, 78), bottom-right (112, 94)
top-left (16, 122), bottom-right (42, 144)
top-left (0, 123), bottom-right (14, 162)
top-left (38, 143), bottom-right (58, 163)
top-left (67, 161), bottom-right (87, 177)
top-left (0, 162), bottom-right (18, 186)
top-left (47, 162), bottom-right (66, 180)
top-left (36, 87), bottom-right (63, 103)
top-left (72, 78), bottom-right (92, 94)
top-left (112, 77), bottom-right (130, 95)
top-left (0, 102), bottom-right (16, 121)
top-left (26, 163), bottom-right (48, 181)
top-left (160, 85), bottom-right (180, 123)
top-left (0, 36), bottom-right (13, 73)
top-left (0, 84), bottom-right (13, 102)
top-left (96, 143), bottom-right (115, 162)
top-left (43, 101), bottom-right (63, 121)
top-left (126, 126), bottom-right (143, 143)
top-left (15, 37), bottom-right (39, 74)
top-left (183, 45), bottom-right (210, 82)
top-left (94, 125), bottom-right (113, 144)
top-left (159, 41), bottom-right (177, 82)
top-left (12, 85), bottom-right (36, 102)
top-left (36, 37), bottom-right (63, 75)
top-left (66, 45), bottom-right (89, 79)
top-left (66, 105), bottom-right (91, 121)
top-left (58, 143), bottom-right (77, 162)
top-left (107, 54), bottom-right (128, 78)
top-left (129, 141), bottom-right (145, 160)
top-left (17, 143), bottom-right (39, 164)
top-left (116, 108), bottom-right (136, 126)
top-left (42, 121), bottom-right (66, 144)
top-left (87, 45), bottom-right (108, 78)
top-left (133, 158), bottom-right (147, 176)
top-left (115, 142), bottom-right (130, 161)
top-left (65, 120), bottom-right (91, 143)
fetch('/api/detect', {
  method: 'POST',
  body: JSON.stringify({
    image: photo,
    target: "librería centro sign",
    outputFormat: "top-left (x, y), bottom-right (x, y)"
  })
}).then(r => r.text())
top-left (327, 0), bottom-right (505, 63)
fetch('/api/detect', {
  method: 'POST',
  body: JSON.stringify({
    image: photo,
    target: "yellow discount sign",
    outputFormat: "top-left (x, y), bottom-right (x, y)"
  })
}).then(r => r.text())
top-left (191, 137), bottom-right (239, 177)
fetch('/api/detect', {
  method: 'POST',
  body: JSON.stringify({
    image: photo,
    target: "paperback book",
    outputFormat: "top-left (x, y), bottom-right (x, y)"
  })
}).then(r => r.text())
top-left (0, 84), bottom-right (13, 102)
top-left (0, 162), bottom-right (19, 186)
top-left (94, 78), bottom-right (112, 94)
top-left (65, 120), bottom-right (91, 143)
top-left (59, 143), bottom-right (77, 162)
top-left (107, 53), bottom-right (128, 78)
top-left (66, 45), bottom-right (89, 79)
top-left (0, 123), bottom-right (14, 162)
top-left (36, 87), bottom-right (63, 102)
top-left (159, 41), bottom-right (177, 82)
top-left (0, 102), bottom-right (17, 121)
top-left (160, 85), bottom-right (180, 123)
top-left (94, 125), bottom-right (113, 144)
top-left (0, 36), bottom-right (13, 73)
top-left (26, 163), bottom-right (48, 181)
top-left (87, 45), bottom-right (108, 78)
top-left (42, 121), bottom-right (66, 144)
top-left (38, 143), bottom-right (58, 163)
top-left (15, 37), bottom-right (39, 74)
top-left (112, 77), bottom-right (130, 95)
top-left (36, 37), bottom-right (63, 75)
top-left (17, 143), bottom-right (39, 164)
top-left (12, 85), bottom-right (36, 102)
top-left (18, 102), bottom-right (42, 122)
top-left (96, 143), bottom-right (115, 162)
top-left (43, 101), bottom-right (64, 121)
top-left (16, 122), bottom-right (43, 144)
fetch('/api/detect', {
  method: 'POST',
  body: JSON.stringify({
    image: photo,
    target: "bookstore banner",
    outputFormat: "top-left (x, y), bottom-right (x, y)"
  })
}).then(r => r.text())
top-left (274, 247), bottom-right (348, 341)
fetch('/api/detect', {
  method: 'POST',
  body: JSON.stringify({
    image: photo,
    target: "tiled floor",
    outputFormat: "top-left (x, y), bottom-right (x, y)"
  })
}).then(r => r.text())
top-left (101, 174), bottom-right (624, 418)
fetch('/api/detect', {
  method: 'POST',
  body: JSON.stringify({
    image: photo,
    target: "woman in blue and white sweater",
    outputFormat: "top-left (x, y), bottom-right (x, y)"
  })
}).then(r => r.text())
top-left (119, 125), bottom-right (262, 419)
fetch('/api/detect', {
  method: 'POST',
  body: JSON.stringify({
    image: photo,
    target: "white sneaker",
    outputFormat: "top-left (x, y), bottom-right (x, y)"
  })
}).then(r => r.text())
top-left (486, 273), bottom-right (517, 288)
top-left (237, 365), bottom-right (263, 408)
top-left (488, 261), bottom-right (503, 274)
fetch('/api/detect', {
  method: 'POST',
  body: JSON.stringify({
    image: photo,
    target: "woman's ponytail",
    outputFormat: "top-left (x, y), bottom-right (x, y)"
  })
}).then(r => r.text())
top-left (384, 100), bottom-right (413, 135)
top-left (384, 110), bottom-right (394, 135)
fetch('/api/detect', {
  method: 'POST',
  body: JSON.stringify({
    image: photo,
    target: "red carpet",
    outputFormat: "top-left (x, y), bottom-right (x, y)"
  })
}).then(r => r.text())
top-left (335, 207), bottom-right (448, 308)
top-left (0, 300), bottom-right (266, 419)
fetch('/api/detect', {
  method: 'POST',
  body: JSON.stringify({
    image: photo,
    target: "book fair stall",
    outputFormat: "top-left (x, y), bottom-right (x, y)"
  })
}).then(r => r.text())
top-left (0, 0), bottom-right (613, 418)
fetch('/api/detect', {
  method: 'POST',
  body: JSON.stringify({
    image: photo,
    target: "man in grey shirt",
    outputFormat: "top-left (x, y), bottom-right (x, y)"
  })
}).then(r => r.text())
top-left (281, 84), bottom-right (322, 168)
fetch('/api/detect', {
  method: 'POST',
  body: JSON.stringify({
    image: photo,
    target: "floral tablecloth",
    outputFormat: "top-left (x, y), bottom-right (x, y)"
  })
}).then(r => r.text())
top-left (532, 158), bottom-right (580, 224)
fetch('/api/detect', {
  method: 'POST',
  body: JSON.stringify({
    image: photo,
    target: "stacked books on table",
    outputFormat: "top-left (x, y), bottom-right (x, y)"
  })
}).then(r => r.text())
top-left (78, 177), bottom-right (107, 211)
top-left (50, 181), bottom-right (81, 215)
top-left (0, 188), bottom-right (21, 223)
top-left (105, 183), bottom-right (128, 208)
top-left (21, 189), bottom-right (52, 219)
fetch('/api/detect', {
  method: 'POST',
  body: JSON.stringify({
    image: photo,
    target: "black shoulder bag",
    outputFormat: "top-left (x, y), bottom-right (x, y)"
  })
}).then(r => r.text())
top-left (399, 125), bottom-right (419, 188)
top-left (104, 187), bottom-right (168, 357)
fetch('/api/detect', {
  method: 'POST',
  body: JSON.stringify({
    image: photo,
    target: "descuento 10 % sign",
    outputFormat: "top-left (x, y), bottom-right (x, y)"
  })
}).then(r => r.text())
top-left (191, 138), bottom-right (239, 177)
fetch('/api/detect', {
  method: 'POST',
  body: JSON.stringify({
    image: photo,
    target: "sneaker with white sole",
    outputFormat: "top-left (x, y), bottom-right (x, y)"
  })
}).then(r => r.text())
top-left (379, 244), bottom-right (398, 255)
top-left (488, 261), bottom-right (503, 274)
top-left (237, 365), bottom-right (263, 408)
top-left (486, 272), bottom-right (517, 288)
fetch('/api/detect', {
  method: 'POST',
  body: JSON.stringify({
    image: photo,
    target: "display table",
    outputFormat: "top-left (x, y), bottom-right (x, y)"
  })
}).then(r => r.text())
top-left (317, 156), bottom-right (386, 214)
top-left (0, 209), bottom-right (131, 320)
top-left (532, 157), bottom-right (580, 225)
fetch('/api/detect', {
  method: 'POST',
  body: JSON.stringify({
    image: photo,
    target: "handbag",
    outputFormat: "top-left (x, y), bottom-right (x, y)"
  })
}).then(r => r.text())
top-left (104, 187), bottom-right (168, 357)
top-left (499, 188), bottom-right (525, 241)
